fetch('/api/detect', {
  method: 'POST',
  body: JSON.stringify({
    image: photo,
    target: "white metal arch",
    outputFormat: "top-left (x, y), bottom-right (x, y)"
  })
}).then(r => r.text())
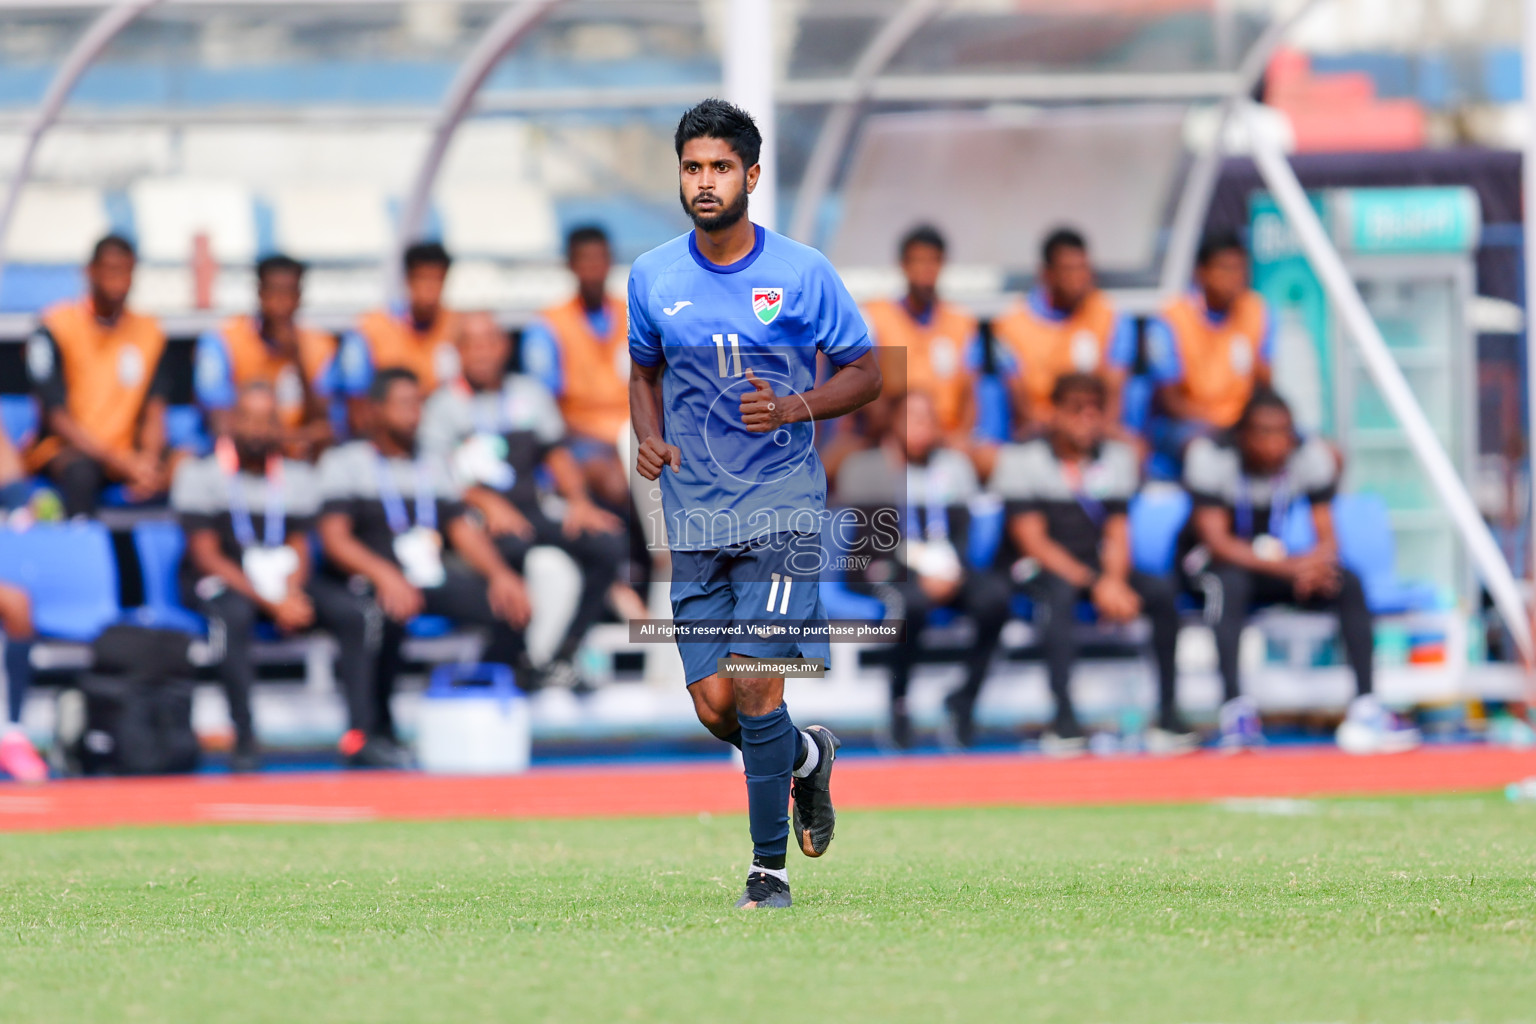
top-left (0, 0), bottom-right (165, 291)
top-left (787, 0), bottom-right (941, 245)
top-left (389, 0), bottom-right (565, 302)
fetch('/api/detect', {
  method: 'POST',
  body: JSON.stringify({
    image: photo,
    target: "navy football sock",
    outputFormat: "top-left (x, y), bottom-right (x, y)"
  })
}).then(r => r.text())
top-left (738, 703), bottom-right (796, 864)
top-left (793, 726), bottom-right (808, 770)
top-left (720, 727), bottom-right (743, 750)
top-left (3, 638), bottom-right (32, 725)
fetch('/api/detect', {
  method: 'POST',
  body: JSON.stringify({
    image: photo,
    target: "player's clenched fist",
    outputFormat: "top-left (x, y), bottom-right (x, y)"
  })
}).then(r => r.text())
top-left (739, 369), bottom-right (785, 433)
top-left (635, 434), bottom-right (682, 480)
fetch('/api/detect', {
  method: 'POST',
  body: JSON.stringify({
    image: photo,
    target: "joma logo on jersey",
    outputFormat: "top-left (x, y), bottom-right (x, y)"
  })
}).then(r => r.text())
top-left (752, 287), bottom-right (783, 326)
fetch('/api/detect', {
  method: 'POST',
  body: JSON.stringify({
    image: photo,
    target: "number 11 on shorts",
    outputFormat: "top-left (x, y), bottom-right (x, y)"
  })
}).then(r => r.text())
top-left (766, 572), bottom-right (792, 615)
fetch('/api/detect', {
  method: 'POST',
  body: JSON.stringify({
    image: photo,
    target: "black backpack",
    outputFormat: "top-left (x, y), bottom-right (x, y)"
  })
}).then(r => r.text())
top-left (69, 624), bottom-right (200, 776)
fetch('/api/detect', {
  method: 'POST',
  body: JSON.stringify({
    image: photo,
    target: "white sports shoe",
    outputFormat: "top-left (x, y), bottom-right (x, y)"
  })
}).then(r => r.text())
top-left (1335, 695), bottom-right (1421, 755)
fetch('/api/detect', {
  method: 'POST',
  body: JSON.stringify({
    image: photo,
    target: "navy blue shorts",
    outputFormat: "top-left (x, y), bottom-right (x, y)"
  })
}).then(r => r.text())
top-left (669, 532), bottom-right (829, 686)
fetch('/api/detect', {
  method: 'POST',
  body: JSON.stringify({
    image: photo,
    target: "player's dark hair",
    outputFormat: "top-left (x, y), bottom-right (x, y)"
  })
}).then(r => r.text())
top-left (899, 224), bottom-right (946, 260)
top-left (369, 366), bottom-right (420, 404)
top-left (1041, 227), bottom-right (1087, 267)
top-left (256, 253), bottom-right (305, 286)
top-left (1051, 372), bottom-right (1107, 408)
top-left (565, 224), bottom-right (610, 258)
top-left (674, 98), bottom-right (762, 168)
top-left (403, 241), bottom-right (452, 273)
top-left (1196, 231), bottom-right (1245, 267)
top-left (91, 234), bottom-right (135, 264)
top-left (1235, 385), bottom-right (1292, 432)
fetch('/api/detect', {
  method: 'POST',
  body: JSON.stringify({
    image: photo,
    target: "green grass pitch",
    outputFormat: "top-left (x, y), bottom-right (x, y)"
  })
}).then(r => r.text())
top-left (2, 796), bottom-right (1533, 1022)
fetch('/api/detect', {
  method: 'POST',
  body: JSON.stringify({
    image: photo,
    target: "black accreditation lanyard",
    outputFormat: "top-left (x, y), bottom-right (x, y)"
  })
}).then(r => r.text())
top-left (1233, 472), bottom-right (1289, 540)
top-left (376, 454), bottom-right (437, 535)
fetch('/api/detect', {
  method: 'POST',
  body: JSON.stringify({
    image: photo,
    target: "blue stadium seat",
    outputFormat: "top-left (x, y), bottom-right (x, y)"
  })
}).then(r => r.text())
top-left (1129, 490), bottom-right (1322, 577)
top-left (136, 521), bottom-right (478, 641)
top-left (166, 404), bottom-right (210, 455)
top-left (428, 661), bottom-right (520, 699)
top-left (1120, 374), bottom-right (1154, 436)
top-left (0, 523), bottom-right (119, 641)
top-left (135, 521), bottom-right (467, 638)
top-left (1144, 451), bottom-right (1182, 483)
top-left (1331, 492), bottom-right (1440, 614)
top-left (965, 497), bottom-right (1005, 570)
top-left (1128, 489), bottom-right (1191, 576)
top-left (0, 394), bottom-right (38, 446)
top-left (974, 374), bottom-right (1012, 444)
top-left (1484, 47), bottom-right (1522, 104)
top-left (553, 196), bottom-right (690, 262)
top-left (817, 514), bottom-right (886, 621)
top-left (820, 582), bottom-right (885, 621)
top-left (128, 520), bottom-right (206, 634)
top-left (1277, 497), bottom-right (1318, 555)
top-left (1127, 488), bottom-right (1435, 616)
top-left (925, 605), bottom-right (960, 627)
top-left (0, 265), bottom-right (80, 315)
top-left (407, 615), bottom-right (454, 638)
top-left (100, 485), bottom-right (134, 508)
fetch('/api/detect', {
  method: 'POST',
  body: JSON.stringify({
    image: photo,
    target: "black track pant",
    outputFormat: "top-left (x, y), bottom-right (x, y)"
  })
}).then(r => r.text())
top-left (309, 568), bottom-right (525, 739)
top-left (865, 570), bottom-right (1012, 710)
top-left (1034, 571), bottom-right (1182, 727)
top-left (494, 511), bottom-right (624, 663)
top-left (194, 589), bottom-right (261, 747)
top-left (1194, 564), bottom-right (1373, 703)
top-left (47, 450), bottom-right (108, 518)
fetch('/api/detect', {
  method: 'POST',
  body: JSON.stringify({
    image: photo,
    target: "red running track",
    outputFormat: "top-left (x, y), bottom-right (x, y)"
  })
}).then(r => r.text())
top-left (1, 745), bottom-right (1533, 833)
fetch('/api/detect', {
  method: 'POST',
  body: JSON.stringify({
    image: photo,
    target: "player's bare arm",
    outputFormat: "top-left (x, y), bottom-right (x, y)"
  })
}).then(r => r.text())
top-left (629, 358), bottom-right (680, 479)
top-left (738, 353), bottom-right (882, 433)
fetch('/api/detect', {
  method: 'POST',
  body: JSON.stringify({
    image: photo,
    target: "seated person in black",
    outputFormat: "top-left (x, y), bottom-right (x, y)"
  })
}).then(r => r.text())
top-left (836, 390), bottom-right (1011, 749)
top-left (311, 367), bottom-right (531, 769)
top-left (419, 311), bottom-right (626, 689)
top-left (171, 382), bottom-right (320, 772)
top-left (1181, 386), bottom-right (1417, 753)
top-left (992, 373), bottom-right (1190, 754)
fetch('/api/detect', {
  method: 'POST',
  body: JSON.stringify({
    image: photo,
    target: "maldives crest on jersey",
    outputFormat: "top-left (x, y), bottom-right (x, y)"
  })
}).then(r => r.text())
top-left (752, 287), bottom-right (784, 326)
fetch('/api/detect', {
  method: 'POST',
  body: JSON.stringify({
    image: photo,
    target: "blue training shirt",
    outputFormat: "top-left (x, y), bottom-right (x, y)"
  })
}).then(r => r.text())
top-left (628, 224), bottom-right (872, 551)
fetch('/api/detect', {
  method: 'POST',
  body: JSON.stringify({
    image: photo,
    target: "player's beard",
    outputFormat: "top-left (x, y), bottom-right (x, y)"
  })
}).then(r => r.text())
top-left (681, 186), bottom-right (748, 233)
top-left (234, 434), bottom-right (277, 466)
top-left (381, 423), bottom-right (419, 456)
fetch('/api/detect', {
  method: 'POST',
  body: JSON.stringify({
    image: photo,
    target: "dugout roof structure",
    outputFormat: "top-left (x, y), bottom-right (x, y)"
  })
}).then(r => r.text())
top-left (0, 0), bottom-right (1287, 315)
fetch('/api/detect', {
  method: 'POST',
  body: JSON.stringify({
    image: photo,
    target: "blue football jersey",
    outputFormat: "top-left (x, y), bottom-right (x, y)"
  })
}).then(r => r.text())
top-left (628, 224), bottom-right (872, 551)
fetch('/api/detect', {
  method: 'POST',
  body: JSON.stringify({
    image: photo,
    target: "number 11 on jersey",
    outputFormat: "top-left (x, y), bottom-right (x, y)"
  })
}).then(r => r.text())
top-left (713, 333), bottom-right (742, 378)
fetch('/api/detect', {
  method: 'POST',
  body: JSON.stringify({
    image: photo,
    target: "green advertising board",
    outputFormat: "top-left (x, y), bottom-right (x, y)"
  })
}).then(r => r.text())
top-left (1327, 187), bottom-right (1481, 256)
